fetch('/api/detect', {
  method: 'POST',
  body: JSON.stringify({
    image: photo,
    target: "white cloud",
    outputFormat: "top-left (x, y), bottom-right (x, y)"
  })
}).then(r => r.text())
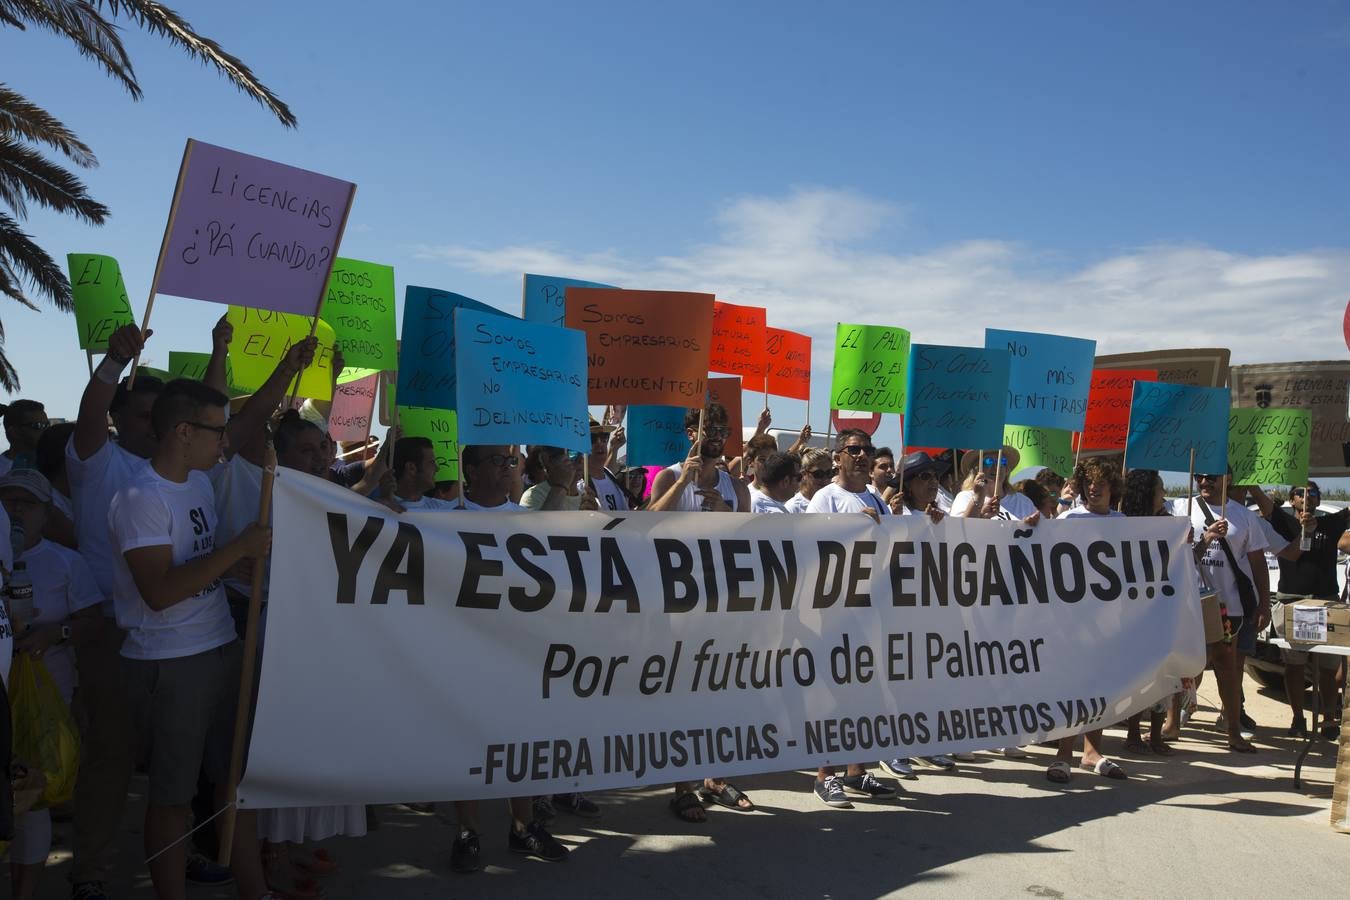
top-left (414, 187), bottom-right (1350, 368)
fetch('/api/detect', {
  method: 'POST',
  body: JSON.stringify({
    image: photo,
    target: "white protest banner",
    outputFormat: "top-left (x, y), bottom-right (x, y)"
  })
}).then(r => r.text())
top-left (238, 474), bottom-right (1205, 808)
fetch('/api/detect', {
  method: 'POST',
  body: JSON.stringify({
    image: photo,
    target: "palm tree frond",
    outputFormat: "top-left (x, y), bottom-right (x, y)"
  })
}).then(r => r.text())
top-left (0, 1), bottom-right (141, 98)
top-left (0, 209), bottom-right (73, 311)
top-left (0, 85), bottom-right (98, 167)
top-left (0, 137), bottom-right (110, 224)
top-left (97, 1), bottom-right (296, 127)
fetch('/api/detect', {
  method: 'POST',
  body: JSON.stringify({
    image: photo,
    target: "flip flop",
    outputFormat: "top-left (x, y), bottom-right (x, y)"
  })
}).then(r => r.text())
top-left (699, 780), bottom-right (754, 811)
top-left (1081, 757), bottom-right (1127, 780)
top-left (1045, 761), bottom-right (1072, 784)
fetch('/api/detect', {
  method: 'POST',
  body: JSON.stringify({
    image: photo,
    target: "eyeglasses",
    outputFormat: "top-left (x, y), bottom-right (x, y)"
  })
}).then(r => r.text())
top-left (185, 421), bottom-right (227, 437)
top-left (982, 456), bottom-right (1008, 468)
top-left (841, 445), bottom-right (875, 457)
top-left (488, 454), bottom-right (520, 468)
top-left (702, 426), bottom-right (730, 438)
top-left (806, 468), bottom-right (833, 479)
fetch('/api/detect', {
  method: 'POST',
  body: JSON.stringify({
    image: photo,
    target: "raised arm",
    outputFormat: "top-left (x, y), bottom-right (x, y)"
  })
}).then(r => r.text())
top-left (73, 325), bottom-right (149, 461)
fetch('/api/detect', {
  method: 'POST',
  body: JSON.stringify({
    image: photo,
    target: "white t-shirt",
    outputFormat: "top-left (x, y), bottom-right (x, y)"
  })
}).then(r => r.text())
top-left (661, 463), bottom-right (740, 512)
top-left (785, 492), bottom-right (811, 514)
top-left (1057, 506), bottom-right (1126, 519)
top-left (950, 489), bottom-right (1038, 521)
top-left (210, 454), bottom-right (266, 596)
top-left (1184, 497), bottom-right (1268, 620)
top-left (109, 466), bottom-right (238, 660)
top-left (806, 482), bottom-right (890, 516)
top-left (395, 494), bottom-right (460, 511)
top-left (748, 486), bottom-right (788, 514)
top-left (459, 496), bottom-right (525, 512)
top-left (18, 539), bottom-right (103, 697)
top-left (66, 438), bottom-right (150, 607)
top-left (522, 483), bottom-right (582, 510)
top-left (582, 471), bottom-right (629, 512)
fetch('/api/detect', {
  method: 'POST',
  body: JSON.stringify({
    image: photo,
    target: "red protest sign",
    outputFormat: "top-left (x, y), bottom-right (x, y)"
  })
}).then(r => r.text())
top-left (1075, 368), bottom-right (1158, 451)
top-left (766, 327), bottom-right (812, 401)
top-left (707, 376), bottom-right (745, 457)
top-left (565, 288), bottom-right (714, 405)
top-left (711, 301), bottom-right (768, 390)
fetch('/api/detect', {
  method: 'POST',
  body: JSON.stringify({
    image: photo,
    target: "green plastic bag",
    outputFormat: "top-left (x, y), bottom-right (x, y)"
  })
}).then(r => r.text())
top-left (10, 654), bottom-right (80, 809)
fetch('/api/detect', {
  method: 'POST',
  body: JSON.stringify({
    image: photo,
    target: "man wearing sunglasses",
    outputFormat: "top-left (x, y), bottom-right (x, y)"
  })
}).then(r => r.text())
top-left (1186, 469), bottom-right (1268, 750)
top-left (0, 399), bottom-right (48, 475)
top-left (785, 448), bottom-right (833, 513)
top-left (1252, 480), bottom-right (1350, 737)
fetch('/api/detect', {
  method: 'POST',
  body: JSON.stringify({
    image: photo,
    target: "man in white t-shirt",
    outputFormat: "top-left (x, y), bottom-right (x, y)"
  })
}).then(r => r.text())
top-left (649, 403), bottom-right (749, 514)
top-left (387, 436), bottom-right (460, 511)
top-left (581, 418), bottom-right (628, 512)
top-left (109, 378), bottom-right (274, 899)
top-left (748, 452), bottom-right (800, 514)
top-left (803, 430), bottom-right (900, 805)
top-left (1184, 468), bottom-right (1269, 747)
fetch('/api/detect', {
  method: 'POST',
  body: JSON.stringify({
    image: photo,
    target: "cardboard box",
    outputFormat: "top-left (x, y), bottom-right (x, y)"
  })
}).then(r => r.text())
top-left (1284, 599), bottom-right (1350, 649)
top-left (1199, 591), bottom-right (1223, 645)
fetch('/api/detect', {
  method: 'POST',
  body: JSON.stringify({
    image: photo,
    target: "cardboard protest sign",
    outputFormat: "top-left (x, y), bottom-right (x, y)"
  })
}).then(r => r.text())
top-left (1004, 425), bottom-right (1074, 479)
top-left (565, 289), bottom-right (715, 406)
top-left (1230, 361), bottom-right (1350, 477)
top-left (225, 307), bottom-right (337, 401)
top-left (985, 329), bottom-right (1096, 432)
top-left (338, 366), bottom-right (379, 385)
top-left (397, 287), bottom-right (508, 410)
top-left (522, 274), bottom-right (615, 327)
top-left (166, 351), bottom-right (249, 397)
top-left (319, 258), bottom-right (396, 370)
top-left (1094, 348), bottom-right (1230, 388)
top-left (831, 323), bottom-right (911, 414)
top-left (626, 405), bottom-right (690, 467)
top-left (1076, 368), bottom-right (1158, 452)
top-left (1124, 382), bottom-right (1229, 474)
top-left (453, 309), bottom-right (589, 453)
top-left (706, 376), bottom-right (744, 458)
top-left (398, 406), bottom-right (458, 482)
top-left (710, 301), bottom-right (767, 390)
top-left (156, 140), bottom-right (355, 316)
top-left (67, 254), bottom-right (134, 351)
top-left (1227, 408), bottom-right (1310, 486)
top-left (328, 372), bottom-right (379, 443)
top-left (765, 327), bottom-right (811, 401)
top-left (903, 344), bottom-right (1010, 449)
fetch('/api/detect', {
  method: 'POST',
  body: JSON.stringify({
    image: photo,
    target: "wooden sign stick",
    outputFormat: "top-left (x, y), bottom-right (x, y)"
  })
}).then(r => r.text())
top-left (129, 140), bottom-right (195, 387)
top-left (217, 442), bottom-right (277, 865)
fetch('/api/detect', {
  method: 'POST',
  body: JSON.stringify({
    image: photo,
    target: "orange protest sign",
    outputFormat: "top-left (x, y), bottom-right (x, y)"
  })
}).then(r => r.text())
top-left (707, 376), bottom-right (744, 457)
top-left (766, 327), bottom-right (812, 401)
top-left (711, 301), bottom-right (767, 390)
top-left (565, 288), bottom-right (714, 406)
top-left (1075, 368), bottom-right (1158, 451)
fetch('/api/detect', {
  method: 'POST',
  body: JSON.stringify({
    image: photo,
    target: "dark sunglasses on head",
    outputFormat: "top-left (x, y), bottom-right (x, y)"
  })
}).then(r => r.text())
top-left (841, 445), bottom-right (875, 457)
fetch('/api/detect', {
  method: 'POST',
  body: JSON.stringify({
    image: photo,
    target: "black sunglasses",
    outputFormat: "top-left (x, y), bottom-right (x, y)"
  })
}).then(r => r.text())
top-left (488, 454), bottom-right (520, 468)
top-left (1195, 473), bottom-right (1221, 482)
top-left (1292, 488), bottom-right (1320, 498)
top-left (806, 468), bottom-right (832, 479)
top-left (841, 445), bottom-right (875, 456)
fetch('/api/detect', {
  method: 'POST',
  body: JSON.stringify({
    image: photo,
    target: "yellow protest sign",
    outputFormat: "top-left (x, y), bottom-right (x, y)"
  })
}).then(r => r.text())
top-left (226, 306), bottom-right (337, 401)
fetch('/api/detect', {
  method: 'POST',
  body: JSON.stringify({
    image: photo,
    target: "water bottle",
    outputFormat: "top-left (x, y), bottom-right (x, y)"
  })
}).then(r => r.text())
top-left (1300, 531), bottom-right (1313, 552)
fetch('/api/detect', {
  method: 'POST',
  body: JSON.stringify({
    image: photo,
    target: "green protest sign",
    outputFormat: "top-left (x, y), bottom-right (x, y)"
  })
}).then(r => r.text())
top-left (167, 351), bottom-right (250, 397)
top-left (319, 258), bottom-right (397, 371)
top-left (67, 253), bottom-right (135, 351)
top-left (830, 323), bottom-right (911, 414)
top-left (1228, 408), bottom-right (1310, 486)
top-left (1004, 424), bottom-right (1074, 479)
top-left (398, 405), bottom-right (458, 481)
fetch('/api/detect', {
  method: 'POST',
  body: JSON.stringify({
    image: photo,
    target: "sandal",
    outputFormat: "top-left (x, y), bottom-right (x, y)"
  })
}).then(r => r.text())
top-left (1045, 761), bottom-right (1072, 784)
top-left (1227, 738), bottom-right (1258, 754)
top-left (1081, 757), bottom-right (1127, 780)
top-left (292, 849), bottom-right (337, 875)
top-left (1123, 738), bottom-right (1151, 754)
top-left (669, 790), bottom-right (706, 823)
top-left (699, 779), bottom-right (754, 811)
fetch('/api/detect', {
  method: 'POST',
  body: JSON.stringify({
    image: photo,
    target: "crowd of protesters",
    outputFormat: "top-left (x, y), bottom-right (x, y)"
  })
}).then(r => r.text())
top-left (0, 320), bottom-right (1344, 898)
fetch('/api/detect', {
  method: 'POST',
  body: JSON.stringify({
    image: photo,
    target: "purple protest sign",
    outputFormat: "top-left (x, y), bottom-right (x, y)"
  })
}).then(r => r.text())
top-left (154, 140), bottom-right (356, 316)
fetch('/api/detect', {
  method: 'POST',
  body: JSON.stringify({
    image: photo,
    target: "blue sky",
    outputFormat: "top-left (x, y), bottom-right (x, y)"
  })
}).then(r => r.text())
top-left (5, 1), bottom-right (1350, 454)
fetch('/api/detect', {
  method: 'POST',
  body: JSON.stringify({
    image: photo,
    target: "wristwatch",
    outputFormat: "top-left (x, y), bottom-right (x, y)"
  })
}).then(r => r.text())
top-left (58, 624), bottom-right (72, 644)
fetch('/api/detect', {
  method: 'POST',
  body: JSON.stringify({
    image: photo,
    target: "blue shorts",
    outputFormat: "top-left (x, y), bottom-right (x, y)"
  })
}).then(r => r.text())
top-left (1227, 616), bottom-right (1257, 656)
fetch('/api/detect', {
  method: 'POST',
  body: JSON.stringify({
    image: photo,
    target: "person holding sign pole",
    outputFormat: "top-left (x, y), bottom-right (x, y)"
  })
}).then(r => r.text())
top-left (804, 430), bottom-right (902, 806)
top-left (951, 448), bottom-right (1038, 521)
top-left (581, 418), bottom-right (628, 513)
top-left (1184, 469), bottom-right (1267, 751)
top-left (648, 404), bottom-right (758, 820)
top-left (1047, 458), bottom-right (1130, 782)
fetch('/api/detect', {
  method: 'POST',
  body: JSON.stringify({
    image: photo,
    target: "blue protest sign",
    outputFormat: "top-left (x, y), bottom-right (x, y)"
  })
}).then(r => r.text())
top-left (1125, 382), bottom-right (1229, 473)
top-left (625, 405), bottom-right (691, 467)
top-left (905, 344), bottom-right (1011, 449)
top-left (984, 329), bottom-right (1096, 432)
top-left (522, 274), bottom-right (616, 327)
top-left (397, 286), bottom-right (508, 409)
top-left (453, 308), bottom-right (590, 453)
